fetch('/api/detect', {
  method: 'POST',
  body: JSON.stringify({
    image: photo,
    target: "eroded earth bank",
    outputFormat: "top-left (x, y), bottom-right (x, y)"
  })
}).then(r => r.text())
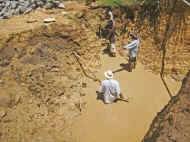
top-left (142, 71), bottom-right (190, 142)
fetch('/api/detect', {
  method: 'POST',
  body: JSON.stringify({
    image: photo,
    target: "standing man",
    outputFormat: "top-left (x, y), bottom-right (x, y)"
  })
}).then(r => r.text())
top-left (99, 7), bottom-right (116, 57)
top-left (106, 8), bottom-right (116, 57)
top-left (98, 70), bottom-right (127, 104)
top-left (122, 33), bottom-right (140, 72)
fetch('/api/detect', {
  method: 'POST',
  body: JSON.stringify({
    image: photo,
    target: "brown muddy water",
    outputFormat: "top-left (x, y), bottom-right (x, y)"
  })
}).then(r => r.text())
top-left (70, 51), bottom-right (181, 142)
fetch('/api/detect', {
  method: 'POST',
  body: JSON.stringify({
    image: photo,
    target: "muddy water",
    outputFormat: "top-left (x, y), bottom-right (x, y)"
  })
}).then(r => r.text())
top-left (71, 52), bottom-right (181, 142)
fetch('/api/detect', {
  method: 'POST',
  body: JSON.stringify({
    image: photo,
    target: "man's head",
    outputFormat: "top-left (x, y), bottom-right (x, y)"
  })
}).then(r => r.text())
top-left (104, 70), bottom-right (114, 79)
top-left (104, 7), bottom-right (112, 19)
top-left (129, 33), bottom-right (138, 40)
top-left (106, 7), bottom-right (112, 13)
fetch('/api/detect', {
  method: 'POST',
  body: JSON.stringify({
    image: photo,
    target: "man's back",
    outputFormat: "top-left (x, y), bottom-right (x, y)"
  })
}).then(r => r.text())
top-left (100, 79), bottom-right (121, 103)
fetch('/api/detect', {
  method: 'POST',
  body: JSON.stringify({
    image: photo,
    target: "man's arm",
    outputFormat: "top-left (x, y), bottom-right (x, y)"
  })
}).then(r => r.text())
top-left (99, 81), bottom-right (105, 94)
top-left (123, 40), bottom-right (137, 50)
top-left (116, 82), bottom-right (128, 101)
top-left (116, 82), bottom-right (121, 98)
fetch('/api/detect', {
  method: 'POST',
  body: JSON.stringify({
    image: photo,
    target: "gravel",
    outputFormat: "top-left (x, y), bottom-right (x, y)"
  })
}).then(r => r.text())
top-left (0, 0), bottom-right (64, 19)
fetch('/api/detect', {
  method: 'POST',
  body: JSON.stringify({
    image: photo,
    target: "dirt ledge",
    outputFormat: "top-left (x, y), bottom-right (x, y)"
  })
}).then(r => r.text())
top-left (142, 70), bottom-right (190, 142)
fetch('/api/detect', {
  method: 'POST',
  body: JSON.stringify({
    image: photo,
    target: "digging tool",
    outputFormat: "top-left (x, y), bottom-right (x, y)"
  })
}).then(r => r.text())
top-left (96, 91), bottom-right (129, 103)
top-left (116, 98), bottom-right (129, 102)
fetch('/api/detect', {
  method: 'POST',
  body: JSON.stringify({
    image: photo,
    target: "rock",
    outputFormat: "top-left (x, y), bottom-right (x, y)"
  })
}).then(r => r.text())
top-left (44, 2), bottom-right (55, 9)
top-left (11, 1), bottom-right (18, 9)
top-left (19, 5), bottom-right (28, 14)
top-left (5, 1), bottom-right (11, 7)
top-left (58, 3), bottom-right (65, 9)
top-left (24, 7), bottom-right (33, 14)
top-left (52, 0), bottom-right (61, 6)
top-left (14, 7), bottom-right (21, 15)
top-left (0, 0), bottom-right (62, 19)
top-left (36, 1), bottom-right (44, 7)
top-left (43, 17), bottom-right (56, 23)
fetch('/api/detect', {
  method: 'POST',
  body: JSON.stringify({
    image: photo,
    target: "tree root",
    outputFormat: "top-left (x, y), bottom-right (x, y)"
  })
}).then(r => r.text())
top-left (72, 51), bottom-right (101, 83)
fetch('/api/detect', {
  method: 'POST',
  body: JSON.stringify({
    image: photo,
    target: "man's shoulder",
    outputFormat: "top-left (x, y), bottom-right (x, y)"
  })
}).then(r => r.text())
top-left (110, 79), bottom-right (119, 84)
top-left (102, 79), bottom-right (118, 84)
top-left (101, 80), bottom-right (108, 84)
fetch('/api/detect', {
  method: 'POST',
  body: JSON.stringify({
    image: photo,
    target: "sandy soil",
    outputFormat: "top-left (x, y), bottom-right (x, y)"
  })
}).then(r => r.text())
top-left (70, 50), bottom-right (181, 142)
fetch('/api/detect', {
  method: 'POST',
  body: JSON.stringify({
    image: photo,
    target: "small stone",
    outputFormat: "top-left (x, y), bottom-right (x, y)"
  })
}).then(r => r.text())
top-left (44, 17), bottom-right (56, 23)
top-left (44, 2), bottom-right (55, 9)
top-left (58, 3), bottom-right (65, 9)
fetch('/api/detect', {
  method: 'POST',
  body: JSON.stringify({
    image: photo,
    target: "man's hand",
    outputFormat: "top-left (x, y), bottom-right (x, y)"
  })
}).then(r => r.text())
top-left (118, 93), bottom-right (129, 102)
top-left (96, 91), bottom-right (103, 95)
top-left (95, 78), bottom-right (101, 85)
top-left (118, 48), bottom-right (125, 56)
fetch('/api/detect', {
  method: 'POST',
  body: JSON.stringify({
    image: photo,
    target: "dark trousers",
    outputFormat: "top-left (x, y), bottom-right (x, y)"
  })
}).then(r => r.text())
top-left (128, 56), bottom-right (136, 72)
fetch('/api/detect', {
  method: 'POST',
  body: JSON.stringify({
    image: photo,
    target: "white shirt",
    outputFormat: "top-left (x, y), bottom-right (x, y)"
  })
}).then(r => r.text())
top-left (108, 11), bottom-right (114, 21)
top-left (99, 79), bottom-right (121, 104)
top-left (123, 39), bottom-right (140, 57)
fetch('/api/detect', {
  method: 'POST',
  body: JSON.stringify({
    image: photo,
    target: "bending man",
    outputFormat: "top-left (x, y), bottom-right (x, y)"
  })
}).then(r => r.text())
top-left (98, 70), bottom-right (126, 104)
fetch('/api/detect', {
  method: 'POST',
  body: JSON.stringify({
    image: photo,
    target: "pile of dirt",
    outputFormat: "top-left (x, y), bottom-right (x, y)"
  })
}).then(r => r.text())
top-left (142, 71), bottom-right (190, 142)
top-left (0, 0), bottom-right (64, 19)
top-left (0, 7), bottom-right (102, 142)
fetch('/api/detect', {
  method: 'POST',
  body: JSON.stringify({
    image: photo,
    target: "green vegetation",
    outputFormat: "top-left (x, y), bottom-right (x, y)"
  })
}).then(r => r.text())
top-left (97, 0), bottom-right (123, 6)
top-left (96, 0), bottom-right (141, 6)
